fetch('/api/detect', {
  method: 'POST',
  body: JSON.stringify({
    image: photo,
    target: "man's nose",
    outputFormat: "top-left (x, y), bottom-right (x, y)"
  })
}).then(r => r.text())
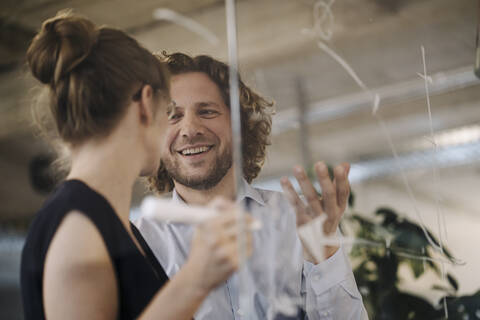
top-left (179, 112), bottom-right (204, 138)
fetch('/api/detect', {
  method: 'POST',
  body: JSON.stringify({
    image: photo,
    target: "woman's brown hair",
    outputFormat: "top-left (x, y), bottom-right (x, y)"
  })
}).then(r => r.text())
top-left (27, 10), bottom-right (170, 146)
top-left (148, 52), bottom-right (274, 193)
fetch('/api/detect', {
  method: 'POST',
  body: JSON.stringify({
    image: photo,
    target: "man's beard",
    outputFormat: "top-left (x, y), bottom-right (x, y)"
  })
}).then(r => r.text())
top-left (163, 146), bottom-right (232, 190)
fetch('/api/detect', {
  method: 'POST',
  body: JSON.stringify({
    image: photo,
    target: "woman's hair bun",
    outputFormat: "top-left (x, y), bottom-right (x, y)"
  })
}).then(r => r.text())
top-left (27, 10), bottom-right (98, 85)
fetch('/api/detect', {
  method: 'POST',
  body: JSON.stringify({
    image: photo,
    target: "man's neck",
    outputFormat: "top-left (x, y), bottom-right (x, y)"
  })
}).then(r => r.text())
top-left (173, 168), bottom-right (236, 206)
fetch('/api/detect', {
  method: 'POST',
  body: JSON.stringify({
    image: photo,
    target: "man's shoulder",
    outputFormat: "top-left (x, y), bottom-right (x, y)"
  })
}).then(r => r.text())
top-left (132, 210), bottom-right (172, 234)
top-left (252, 186), bottom-right (281, 199)
top-left (252, 186), bottom-right (280, 194)
top-left (250, 186), bottom-right (291, 209)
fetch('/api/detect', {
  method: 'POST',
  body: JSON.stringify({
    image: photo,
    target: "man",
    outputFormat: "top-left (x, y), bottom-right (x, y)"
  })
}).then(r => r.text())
top-left (135, 52), bottom-right (368, 319)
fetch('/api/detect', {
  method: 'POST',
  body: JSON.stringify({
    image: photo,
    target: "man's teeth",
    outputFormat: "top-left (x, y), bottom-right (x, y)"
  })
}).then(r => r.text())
top-left (181, 146), bottom-right (210, 155)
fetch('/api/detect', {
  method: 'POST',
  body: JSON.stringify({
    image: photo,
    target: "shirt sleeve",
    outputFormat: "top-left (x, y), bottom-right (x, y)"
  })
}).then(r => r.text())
top-left (301, 246), bottom-right (369, 320)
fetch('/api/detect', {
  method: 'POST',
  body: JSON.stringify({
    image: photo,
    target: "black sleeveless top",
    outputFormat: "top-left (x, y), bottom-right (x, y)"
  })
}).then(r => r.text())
top-left (21, 180), bottom-right (169, 320)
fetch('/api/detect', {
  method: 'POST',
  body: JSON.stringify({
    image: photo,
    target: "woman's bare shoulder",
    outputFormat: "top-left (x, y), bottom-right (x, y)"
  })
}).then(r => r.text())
top-left (43, 209), bottom-right (118, 320)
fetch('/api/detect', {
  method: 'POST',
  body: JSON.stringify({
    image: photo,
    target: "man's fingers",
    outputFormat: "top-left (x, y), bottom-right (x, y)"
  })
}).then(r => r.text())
top-left (314, 161), bottom-right (337, 219)
top-left (341, 162), bottom-right (350, 176)
top-left (334, 164), bottom-right (350, 210)
top-left (342, 161), bottom-right (351, 189)
top-left (280, 177), bottom-right (305, 211)
top-left (280, 177), bottom-right (310, 226)
top-left (293, 165), bottom-right (324, 217)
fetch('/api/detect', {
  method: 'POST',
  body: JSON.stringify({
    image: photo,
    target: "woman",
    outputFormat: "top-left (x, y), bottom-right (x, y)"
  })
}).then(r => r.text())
top-left (21, 11), bottom-right (251, 320)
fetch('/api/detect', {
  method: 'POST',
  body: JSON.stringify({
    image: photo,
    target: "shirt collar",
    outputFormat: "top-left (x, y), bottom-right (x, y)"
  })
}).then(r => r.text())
top-left (239, 178), bottom-right (266, 206)
top-left (171, 178), bottom-right (266, 207)
top-left (171, 188), bottom-right (185, 204)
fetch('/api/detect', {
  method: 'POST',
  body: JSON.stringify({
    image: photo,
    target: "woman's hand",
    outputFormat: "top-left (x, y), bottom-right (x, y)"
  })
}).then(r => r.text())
top-left (184, 197), bottom-right (254, 296)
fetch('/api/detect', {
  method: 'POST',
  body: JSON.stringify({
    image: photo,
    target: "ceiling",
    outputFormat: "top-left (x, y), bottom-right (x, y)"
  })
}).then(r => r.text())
top-left (0, 0), bottom-right (479, 225)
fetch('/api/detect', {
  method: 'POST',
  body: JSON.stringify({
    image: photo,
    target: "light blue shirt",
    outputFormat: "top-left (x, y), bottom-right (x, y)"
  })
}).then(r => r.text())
top-left (134, 180), bottom-right (368, 319)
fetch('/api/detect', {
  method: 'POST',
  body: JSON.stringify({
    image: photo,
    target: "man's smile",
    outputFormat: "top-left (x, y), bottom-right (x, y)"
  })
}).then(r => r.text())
top-left (175, 144), bottom-right (214, 161)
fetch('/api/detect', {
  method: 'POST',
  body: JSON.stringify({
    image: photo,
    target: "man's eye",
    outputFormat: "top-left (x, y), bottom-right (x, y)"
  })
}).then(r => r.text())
top-left (200, 110), bottom-right (218, 116)
top-left (168, 113), bottom-right (182, 120)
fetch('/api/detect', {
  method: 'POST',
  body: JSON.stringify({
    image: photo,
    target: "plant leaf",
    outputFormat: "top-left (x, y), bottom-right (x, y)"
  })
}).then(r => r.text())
top-left (408, 259), bottom-right (425, 279)
top-left (447, 273), bottom-right (459, 292)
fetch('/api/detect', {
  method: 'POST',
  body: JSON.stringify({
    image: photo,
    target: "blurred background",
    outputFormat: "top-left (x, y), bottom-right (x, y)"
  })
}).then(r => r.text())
top-left (1, 0), bottom-right (479, 318)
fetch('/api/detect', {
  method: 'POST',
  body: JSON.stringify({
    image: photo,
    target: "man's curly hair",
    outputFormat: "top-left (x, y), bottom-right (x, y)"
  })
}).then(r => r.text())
top-left (148, 52), bottom-right (275, 193)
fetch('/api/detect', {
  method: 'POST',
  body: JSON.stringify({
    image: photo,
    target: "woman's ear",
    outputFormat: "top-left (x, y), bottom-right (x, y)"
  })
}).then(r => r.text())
top-left (137, 85), bottom-right (155, 126)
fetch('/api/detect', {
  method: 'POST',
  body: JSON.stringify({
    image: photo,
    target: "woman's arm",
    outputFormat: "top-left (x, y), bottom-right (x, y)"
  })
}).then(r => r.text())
top-left (43, 211), bottom-right (118, 320)
top-left (43, 199), bottom-right (253, 320)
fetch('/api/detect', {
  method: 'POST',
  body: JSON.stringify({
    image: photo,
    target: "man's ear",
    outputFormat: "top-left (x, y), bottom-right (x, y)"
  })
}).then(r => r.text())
top-left (138, 85), bottom-right (155, 126)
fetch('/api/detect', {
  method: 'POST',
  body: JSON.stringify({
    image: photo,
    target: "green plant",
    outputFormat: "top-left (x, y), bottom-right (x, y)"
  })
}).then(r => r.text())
top-left (343, 202), bottom-right (480, 320)
top-left (304, 165), bottom-right (480, 319)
